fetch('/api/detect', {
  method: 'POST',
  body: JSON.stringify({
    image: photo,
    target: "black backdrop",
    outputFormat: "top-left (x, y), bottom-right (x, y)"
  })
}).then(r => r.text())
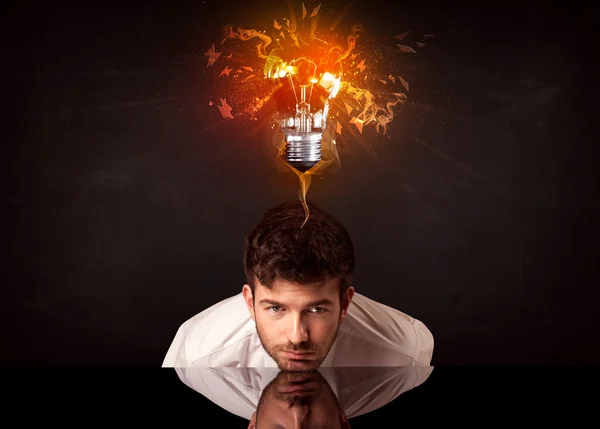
top-left (5, 0), bottom-right (597, 370)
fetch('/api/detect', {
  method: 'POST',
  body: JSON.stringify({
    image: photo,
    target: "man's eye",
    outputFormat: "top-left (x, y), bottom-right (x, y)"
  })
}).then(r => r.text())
top-left (268, 306), bottom-right (282, 313)
top-left (309, 307), bottom-right (326, 314)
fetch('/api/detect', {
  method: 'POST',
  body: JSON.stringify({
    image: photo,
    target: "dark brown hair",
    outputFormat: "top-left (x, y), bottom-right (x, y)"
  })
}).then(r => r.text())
top-left (243, 200), bottom-right (355, 297)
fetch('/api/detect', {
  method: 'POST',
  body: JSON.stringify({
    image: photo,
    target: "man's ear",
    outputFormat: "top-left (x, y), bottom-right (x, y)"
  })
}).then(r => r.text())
top-left (247, 411), bottom-right (257, 429)
top-left (242, 284), bottom-right (256, 321)
top-left (339, 286), bottom-right (355, 324)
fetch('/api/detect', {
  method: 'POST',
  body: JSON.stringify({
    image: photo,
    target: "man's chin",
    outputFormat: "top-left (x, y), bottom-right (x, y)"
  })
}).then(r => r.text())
top-left (277, 358), bottom-right (321, 372)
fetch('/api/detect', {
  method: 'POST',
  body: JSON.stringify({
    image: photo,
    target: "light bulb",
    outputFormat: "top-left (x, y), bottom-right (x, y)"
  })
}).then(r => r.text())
top-left (265, 39), bottom-right (342, 172)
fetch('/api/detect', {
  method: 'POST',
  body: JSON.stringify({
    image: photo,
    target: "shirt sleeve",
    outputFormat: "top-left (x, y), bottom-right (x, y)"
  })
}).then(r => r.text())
top-left (340, 293), bottom-right (435, 366)
top-left (411, 317), bottom-right (434, 365)
top-left (161, 293), bottom-right (254, 367)
top-left (162, 320), bottom-right (192, 367)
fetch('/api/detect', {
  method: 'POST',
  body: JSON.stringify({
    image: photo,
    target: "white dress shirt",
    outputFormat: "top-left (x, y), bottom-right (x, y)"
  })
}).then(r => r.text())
top-left (173, 366), bottom-right (434, 420)
top-left (162, 292), bottom-right (434, 367)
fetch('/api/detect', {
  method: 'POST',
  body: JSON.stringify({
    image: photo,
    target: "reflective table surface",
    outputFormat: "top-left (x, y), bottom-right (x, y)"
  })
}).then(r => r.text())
top-left (4, 366), bottom-right (594, 424)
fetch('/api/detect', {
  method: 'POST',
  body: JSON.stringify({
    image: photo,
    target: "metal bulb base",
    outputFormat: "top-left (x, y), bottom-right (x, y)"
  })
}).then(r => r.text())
top-left (283, 134), bottom-right (322, 172)
top-left (287, 159), bottom-right (319, 172)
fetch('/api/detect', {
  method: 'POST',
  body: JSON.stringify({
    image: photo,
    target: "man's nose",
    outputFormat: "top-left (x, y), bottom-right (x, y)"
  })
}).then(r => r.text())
top-left (286, 313), bottom-right (308, 344)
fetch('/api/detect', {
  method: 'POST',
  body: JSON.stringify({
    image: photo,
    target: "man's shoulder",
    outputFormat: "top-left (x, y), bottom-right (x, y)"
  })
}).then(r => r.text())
top-left (162, 293), bottom-right (257, 366)
top-left (339, 292), bottom-right (434, 365)
top-left (181, 292), bottom-right (248, 326)
top-left (347, 292), bottom-right (418, 323)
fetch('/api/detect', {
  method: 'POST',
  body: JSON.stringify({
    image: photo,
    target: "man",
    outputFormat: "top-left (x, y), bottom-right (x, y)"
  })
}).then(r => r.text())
top-left (163, 200), bottom-right (433, 369)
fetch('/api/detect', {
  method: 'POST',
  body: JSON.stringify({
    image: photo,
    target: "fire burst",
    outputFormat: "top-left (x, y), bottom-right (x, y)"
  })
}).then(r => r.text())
top-left (202, 2), bottom-right (432, 222)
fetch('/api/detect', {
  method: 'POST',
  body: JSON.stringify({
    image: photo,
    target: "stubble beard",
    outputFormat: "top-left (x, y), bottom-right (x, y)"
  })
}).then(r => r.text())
top-left (256, 319), bottom-right (341, 372)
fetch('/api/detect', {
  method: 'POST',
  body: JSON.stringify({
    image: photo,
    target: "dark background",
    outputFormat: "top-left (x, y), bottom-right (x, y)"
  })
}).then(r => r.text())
top-left (4, 0), bottom-right (597, 373)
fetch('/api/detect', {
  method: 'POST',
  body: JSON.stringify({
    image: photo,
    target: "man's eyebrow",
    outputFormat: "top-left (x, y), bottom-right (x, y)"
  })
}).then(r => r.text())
top-left (258, 299), bottom-right (334, 307)
top-left (258, 299), bottom-right (283, 306)
top-left (305, 299), bottom-right (335, 307)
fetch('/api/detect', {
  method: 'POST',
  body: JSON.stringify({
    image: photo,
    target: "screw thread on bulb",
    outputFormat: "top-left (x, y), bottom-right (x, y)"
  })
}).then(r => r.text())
top-left (284, 137), bottom-right (321, 172)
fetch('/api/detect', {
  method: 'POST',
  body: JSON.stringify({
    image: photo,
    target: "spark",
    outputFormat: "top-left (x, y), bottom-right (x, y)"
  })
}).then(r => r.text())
top-left (217, 98), bottom-right (234, 119)
top-left (219, 66), bottom-right (233, 77)
top-left (399, 76), bottom-right (409, 92)
top-left (397, 44), bottom-right (417, 54)
top-left (204, 44), bottom-right (221, 67)
top-left (310, 4), bottom-right (321, 17)
top-left (393, 30), bottom-right (412, 40)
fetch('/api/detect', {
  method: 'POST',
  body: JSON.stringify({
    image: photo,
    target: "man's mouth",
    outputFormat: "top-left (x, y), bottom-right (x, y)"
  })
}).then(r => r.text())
top-left (282, 351), bottom-right (314, 359)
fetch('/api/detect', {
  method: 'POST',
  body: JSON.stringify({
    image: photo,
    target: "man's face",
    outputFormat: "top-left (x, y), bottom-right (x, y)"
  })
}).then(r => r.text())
top-left (251, 371), bottom-right (348, 429)
top-left (242, 277), bottom-right (354, 371)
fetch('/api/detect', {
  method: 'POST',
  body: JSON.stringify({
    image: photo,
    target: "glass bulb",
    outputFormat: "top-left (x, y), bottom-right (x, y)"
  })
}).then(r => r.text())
top-left (265, 41), bottom-right (342, 172)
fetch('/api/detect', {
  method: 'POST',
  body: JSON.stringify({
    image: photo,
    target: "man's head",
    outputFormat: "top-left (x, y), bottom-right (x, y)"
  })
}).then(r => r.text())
top-left (242, 200), bottom-right (355, 371)
top-left (248, 370), bottom-right (350, 429)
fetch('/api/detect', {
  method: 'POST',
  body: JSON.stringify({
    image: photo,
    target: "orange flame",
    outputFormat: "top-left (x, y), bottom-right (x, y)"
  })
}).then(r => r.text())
top-left (275, 120), bottom-right (340, 226)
